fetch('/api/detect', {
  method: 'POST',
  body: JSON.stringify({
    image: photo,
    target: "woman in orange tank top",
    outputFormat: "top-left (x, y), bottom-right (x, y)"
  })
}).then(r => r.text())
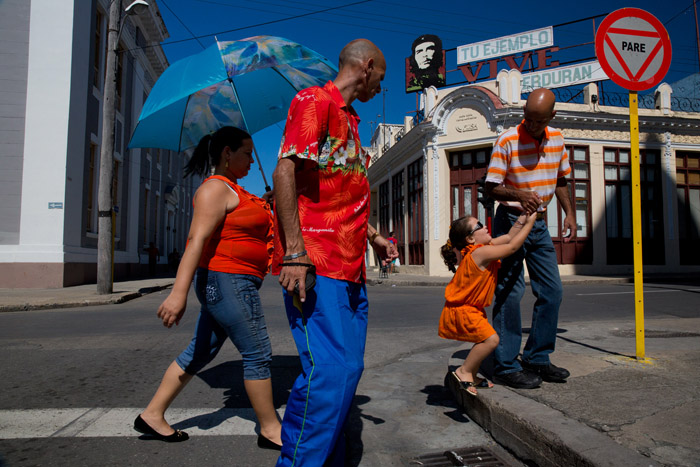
top-left (439, 211), bottom-right (536, 396)
top-left (135, 127), bottom-right (282, 450)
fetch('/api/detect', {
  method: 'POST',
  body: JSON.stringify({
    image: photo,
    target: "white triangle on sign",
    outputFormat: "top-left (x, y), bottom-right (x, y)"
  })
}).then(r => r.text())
top-left (605, 34), bottom-right (661, 80)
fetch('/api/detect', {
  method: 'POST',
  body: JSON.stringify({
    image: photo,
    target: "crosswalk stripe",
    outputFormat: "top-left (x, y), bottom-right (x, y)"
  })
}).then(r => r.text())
top-left (0, 408), bottom-right (285, 439)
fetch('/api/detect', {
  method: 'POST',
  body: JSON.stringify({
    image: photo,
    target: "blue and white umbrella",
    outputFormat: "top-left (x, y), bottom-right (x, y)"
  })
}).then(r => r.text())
top-left (128, 35), bottom-right (338, 187)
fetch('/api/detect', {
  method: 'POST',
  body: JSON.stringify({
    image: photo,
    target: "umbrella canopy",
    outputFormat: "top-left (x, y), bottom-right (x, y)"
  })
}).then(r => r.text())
top-left (128, 35), bottom-right (338, 152)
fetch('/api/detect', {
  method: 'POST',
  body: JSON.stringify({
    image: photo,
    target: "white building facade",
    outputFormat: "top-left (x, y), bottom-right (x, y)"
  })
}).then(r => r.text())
top-left (368, 73), bottom-right (700, 278)
top-left (0, 0), bottom-right (197, 288)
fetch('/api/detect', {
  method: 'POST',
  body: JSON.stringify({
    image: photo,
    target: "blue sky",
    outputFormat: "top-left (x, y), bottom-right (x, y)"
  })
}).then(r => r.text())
top-left (153, 0), bottom-right (699, 195)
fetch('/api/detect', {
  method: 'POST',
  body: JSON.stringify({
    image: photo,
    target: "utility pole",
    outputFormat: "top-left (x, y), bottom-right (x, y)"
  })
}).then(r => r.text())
top-left (695, 0), bottom-right (700, 73)
top-left (97, 0), bottom-right (121, 294)
top-left (382, 88), bottom-right (387, 150)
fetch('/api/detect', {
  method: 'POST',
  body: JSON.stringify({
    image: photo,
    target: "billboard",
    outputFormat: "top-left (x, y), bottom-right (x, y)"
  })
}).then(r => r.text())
top-left (457, 27), bottom-right (554, 64)
top-left (406, 34), bottom-right (446, 93)
top-left (521, 60), bottom-right (608, 90)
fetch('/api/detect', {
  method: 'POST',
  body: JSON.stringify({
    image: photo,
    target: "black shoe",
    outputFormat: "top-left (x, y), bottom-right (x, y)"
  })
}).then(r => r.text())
top-left (493, 370), bottom-right (542, 389)
top-left (133, 415), bottom-right (189, 442)
top-left (522, 361), bottom-right (570, 383)
top-left (257, 434), bottom-right (282, 451)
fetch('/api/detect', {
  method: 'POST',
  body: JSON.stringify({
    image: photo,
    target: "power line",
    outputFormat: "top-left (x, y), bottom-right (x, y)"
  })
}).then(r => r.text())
top-left (127, 0), bottom-right (373, 52)
top-left (196, 0), bottom-right (539, 44)
top-left (160, 0), bottom-right (207, 49)
top-left (197, 0), bottom-right (475, 40)
top-left (664, 0), bottom-right (698, 25)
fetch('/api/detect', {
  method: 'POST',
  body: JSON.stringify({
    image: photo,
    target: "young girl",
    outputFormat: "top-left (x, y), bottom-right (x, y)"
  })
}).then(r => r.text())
top-left (439, 212), bottom-right (536, 396)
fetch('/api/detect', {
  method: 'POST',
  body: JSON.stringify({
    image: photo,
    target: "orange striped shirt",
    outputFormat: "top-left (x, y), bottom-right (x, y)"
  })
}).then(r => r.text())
top-left (486, 121), bottom-right (570, 209)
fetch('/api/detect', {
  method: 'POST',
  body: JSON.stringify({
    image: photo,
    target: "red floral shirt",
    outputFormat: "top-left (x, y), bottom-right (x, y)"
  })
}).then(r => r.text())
top-left (272, 81), bottom-right (370, 283)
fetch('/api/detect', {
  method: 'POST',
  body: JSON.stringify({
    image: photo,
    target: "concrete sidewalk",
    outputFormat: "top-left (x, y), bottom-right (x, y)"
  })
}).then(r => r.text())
top-left (2, 274), bottom-right (699, 467)
top-left (0, 277), bottom-right (175, 312)
top-left (445, 313), bottom-right (700, 467)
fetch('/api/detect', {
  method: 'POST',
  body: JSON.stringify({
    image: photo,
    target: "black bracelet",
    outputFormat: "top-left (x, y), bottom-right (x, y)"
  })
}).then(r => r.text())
top-left (282, 250), bottom-right (307, 260)
top-left (279, 262), bottom-right (314, 268)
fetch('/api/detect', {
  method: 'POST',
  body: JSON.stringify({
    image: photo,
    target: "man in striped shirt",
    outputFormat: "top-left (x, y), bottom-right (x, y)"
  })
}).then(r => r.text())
top-left (484, 88), bottom-right (576, 389)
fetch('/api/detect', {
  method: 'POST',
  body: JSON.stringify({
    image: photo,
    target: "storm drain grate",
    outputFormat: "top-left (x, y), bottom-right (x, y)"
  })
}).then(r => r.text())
top-left (410, 446), bottom-right (510, 466)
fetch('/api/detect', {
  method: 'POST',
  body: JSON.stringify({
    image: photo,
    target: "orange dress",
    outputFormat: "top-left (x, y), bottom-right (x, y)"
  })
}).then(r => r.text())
top-left (438, 244), bottom-right (500, 343)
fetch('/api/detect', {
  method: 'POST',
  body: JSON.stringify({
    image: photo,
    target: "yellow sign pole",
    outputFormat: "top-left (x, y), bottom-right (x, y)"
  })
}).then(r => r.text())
top-left (629, 91), bottom-right (646, 360)
top-left (111, 209), bottom-right (116, 288)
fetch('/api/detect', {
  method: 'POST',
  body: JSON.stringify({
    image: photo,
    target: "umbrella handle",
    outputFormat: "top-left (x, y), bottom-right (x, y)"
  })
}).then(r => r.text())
top-left (252, 144), bottom-right (271, 192)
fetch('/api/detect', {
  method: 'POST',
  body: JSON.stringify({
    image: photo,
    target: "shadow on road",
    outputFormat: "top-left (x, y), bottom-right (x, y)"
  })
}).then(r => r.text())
top-left (346, 394), bottom-right (385, 466)
top-left (168, 355), bottom-right (302, 431)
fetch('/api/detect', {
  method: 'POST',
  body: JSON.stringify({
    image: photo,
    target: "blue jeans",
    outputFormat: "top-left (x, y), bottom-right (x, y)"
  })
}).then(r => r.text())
top-left (492, 205), bottom-right (563, 375)
top-left (277, 276), bottom-right (368, 467)
top-left (175, 269), bottom-right (272, 380)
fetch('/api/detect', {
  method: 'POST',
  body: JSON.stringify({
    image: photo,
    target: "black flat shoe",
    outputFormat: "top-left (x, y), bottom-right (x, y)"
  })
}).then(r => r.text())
top-left (493, 370), bottom-right (542, 389)
top-left (134, 415), bottom-right (189, 442)
top-left (521, 361), bottom-right (570, 383)
top-left (257, 434), bottom-right (282, 451)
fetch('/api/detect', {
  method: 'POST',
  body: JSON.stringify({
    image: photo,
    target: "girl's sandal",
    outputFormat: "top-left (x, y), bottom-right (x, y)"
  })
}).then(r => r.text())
top-left (464, 382), bottom-right (478, 396)
top-left (451, 371), bottom-right (479, 397)
top-left (474, 377), bottom-right (494, 389)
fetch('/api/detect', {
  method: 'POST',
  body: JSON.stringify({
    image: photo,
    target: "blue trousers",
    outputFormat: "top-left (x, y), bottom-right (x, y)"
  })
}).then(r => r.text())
top-left (492, 205), bottom-right (563, 375)
top-left (276, 276), bottom-right (368, 467)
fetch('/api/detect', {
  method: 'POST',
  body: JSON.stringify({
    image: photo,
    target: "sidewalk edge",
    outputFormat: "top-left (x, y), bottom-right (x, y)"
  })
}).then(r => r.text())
top-left (445, 368), bottom-right (660, 467)
top-left (0, 285), bottom-right (171, 313)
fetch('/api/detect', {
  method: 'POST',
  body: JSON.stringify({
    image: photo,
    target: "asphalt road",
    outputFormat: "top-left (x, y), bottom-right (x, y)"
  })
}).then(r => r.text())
top-left (1, 280), bottom-right (698, 466)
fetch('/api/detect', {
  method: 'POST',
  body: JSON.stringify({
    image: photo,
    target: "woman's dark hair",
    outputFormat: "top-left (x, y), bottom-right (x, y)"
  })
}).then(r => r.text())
top-left (184, 126), bottom-right (251, 177)
top-left (440, 216), bottom-right (474, 273)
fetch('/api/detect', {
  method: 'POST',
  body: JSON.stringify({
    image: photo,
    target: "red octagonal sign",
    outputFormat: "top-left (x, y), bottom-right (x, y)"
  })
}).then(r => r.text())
top-left (595, 8), bottom-right (672, 91)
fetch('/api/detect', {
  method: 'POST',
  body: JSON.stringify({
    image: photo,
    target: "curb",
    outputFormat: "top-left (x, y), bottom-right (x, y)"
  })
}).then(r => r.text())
top-left (366, 277), bottom-right (634, 288)
top-left (445, 367), bottom-right (659, 467)
top-left (0, 284), bottom-right (171, 313)
top-left (366, 279), bottom-right (447, 287)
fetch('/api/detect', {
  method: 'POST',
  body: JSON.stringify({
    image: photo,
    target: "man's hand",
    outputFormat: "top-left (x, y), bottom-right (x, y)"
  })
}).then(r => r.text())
top-left (278, 253), bottom-right (314, 303)
top-left (371, 236), bottom-right (398, 266)
top-left (562, 214), bottom-right (577, 243)
top-left (518, 190), bottom-right (543, 214)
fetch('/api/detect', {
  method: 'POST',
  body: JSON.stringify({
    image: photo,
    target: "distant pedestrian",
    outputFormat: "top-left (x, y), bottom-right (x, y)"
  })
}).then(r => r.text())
top-left (272, 38), bottom-right (397, 466)
top-left (484, 88), bottom-right (576, 389)
top-left (144, 242), bottom-right (160, 276)
top-left (439, 212), bottom-right (535, 395)
top-left (135, 126), bottom-right (281, 449)
top-left (386, 231), bottom-right (398, 273)
top-left (168, 248), bottom-right (180, 273)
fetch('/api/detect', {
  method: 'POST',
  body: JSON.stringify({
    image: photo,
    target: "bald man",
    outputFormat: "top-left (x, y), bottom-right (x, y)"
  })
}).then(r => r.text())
top-left (484, 88), bottom-right (576, 390)
top-left (272, 39), bottom-right (397, 466)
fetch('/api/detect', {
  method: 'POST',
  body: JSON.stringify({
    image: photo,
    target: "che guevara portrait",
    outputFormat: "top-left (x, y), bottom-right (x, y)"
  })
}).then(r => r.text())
top-left (406, 34), bottom-right (446, 93)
